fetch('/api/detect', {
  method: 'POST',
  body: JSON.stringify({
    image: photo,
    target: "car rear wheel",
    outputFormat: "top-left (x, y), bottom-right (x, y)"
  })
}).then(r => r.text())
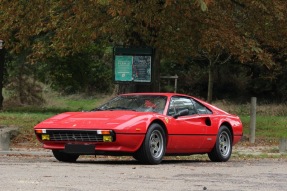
top-left (52, 150), bottom-right (79, 162)
top-left (133, 123), bottom-right (166, 164)
top-left (208, 125), bottom-right (232, 162)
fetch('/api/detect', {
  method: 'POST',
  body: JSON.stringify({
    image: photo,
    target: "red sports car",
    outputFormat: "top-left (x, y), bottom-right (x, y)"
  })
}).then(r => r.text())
top-left (34, 93), bottom-right (243, 164)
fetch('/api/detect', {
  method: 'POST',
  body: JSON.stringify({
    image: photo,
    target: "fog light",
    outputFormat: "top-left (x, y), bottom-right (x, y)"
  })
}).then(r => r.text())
top-left (42, 134), bottom-right (50, 140)
top-left (103, 135), bottom-right (112, 142)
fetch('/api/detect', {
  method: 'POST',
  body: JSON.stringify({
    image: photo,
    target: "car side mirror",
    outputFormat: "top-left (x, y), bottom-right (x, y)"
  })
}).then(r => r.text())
top-left (173, 109), bottom-right (189, 119)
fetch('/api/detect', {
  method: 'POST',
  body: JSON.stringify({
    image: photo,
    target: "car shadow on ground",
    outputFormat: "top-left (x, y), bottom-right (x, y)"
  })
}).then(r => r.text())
top-left (72, 157), bottom-right (211, 165)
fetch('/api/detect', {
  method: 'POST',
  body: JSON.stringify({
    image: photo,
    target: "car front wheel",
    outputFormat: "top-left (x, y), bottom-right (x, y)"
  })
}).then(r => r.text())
top-left (208, 125), bottom-right (232, 162)
top-left (133, 123), bottom-right (166, 164)
top-left (52, 150), bottom-right (79, 162)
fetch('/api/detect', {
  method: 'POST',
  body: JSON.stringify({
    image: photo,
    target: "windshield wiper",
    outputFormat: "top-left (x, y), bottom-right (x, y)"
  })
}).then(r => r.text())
top-left (108, 107), bottom-right (136, 111)
top-left (91, 108), bottom-right (104, 111)
top-left (91, 106), bottom-right (136, 111)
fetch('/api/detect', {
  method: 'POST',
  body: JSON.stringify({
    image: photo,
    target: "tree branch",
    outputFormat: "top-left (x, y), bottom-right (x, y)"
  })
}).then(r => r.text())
top-left (230, 0), bottom-right (246, 8)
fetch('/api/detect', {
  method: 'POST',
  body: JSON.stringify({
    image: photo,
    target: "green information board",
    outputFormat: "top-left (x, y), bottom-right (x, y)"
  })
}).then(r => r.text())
top-left (114, 47), bottom-right (153, 83)
top-left (133, 56), bottom-right (151, 82)
top-left (115, 56), bottom-right (133, 81)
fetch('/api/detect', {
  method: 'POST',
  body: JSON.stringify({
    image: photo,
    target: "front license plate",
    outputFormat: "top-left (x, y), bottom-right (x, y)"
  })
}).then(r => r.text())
top-left (64, 144), bottom-right (95, 154)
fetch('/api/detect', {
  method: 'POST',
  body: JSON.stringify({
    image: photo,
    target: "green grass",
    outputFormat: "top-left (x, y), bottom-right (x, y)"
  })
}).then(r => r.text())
top-left (0, 94), bottom-right (109, 146)
top-left (0, 112), bottom-right (54, 145)
top-left (0, 94), bottom-right (286, 147)
top-left (240, 115), bottom-right (287, 141)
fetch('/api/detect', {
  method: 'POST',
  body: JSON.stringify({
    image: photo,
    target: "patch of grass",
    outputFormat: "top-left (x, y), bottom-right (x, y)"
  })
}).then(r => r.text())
top-left (0, 93), bottom-right (109, 147)
top-left (214, 101), bottom-right (287, 116)
top-left (1, 93), bottom-right (286, 148)
top-left (232, 153), bottom-right (287, 160)
top-left (46, 93), bottom-right (113, 111)
top-left (240, 115), bottom-right (287, 141)
top-left (0, 112), bottom-right (55, 146)
top-left (214, 100), bottom-right (287, 144)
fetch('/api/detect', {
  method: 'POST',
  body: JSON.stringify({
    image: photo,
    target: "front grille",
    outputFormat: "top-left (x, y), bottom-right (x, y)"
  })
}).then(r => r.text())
top-left (50, 131), bottom-right (102, 142)
top-left (44, 130), bottom-right (115, 142)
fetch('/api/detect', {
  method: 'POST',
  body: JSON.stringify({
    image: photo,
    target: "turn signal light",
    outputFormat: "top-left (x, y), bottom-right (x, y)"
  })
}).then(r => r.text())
top-left (35, 129), bottom-right (46, 134)
top-left (97, 130), bottom-right (111, 135)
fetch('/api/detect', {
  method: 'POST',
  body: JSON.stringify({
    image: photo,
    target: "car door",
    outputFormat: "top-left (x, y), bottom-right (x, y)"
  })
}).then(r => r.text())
top-left (166, 96), bottom-right (210, 153)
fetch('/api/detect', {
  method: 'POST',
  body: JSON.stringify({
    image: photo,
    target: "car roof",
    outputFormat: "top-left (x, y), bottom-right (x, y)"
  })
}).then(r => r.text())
top-left (119, 92), bottom-right (229, 115)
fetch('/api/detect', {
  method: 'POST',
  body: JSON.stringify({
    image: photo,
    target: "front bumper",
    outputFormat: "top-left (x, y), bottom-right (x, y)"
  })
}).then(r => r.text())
top-left (35, 129), bottom-right (145, 154)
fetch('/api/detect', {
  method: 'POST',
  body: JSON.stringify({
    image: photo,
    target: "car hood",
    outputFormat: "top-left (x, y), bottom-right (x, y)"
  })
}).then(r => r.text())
top-left (34, 111), bottom-right (157, 132)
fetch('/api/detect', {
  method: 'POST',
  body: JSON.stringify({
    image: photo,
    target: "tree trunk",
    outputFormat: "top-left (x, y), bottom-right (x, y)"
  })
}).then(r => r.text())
top-left (18, 62), bottom-right (25, 104)
top-left (152, 48), bottom-right (161, 92)
top-left (0, 48), bottom-right (5, 110)
top-left (207, 61), bottom-right (214, 103)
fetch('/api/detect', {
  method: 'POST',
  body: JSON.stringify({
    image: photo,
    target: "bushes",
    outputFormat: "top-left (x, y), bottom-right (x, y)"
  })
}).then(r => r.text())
top-left (37, 46), bottom-right (114, 95)
top-left (3, 45), bottom-right (287, 106)
top-left (160, 58), bottom-right (287, 103)
top-left (3, 45), bottom-right (114, 107)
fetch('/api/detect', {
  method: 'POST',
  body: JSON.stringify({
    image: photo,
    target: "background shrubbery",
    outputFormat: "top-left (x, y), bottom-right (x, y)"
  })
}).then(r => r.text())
top-left (4, 52), bottom-right (287, 107)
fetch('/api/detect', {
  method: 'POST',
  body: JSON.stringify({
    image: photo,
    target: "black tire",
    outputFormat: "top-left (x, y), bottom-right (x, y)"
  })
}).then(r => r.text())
top-left (208, 125), bottom-right (232, 162)
top-left (133, 123), bottom-right (166, 165)
top-left (52, 150), bottom-right (80, 162)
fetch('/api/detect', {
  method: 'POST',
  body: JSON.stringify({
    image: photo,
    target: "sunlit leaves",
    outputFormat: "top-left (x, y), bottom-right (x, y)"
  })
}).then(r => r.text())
top-left (196, 0), bottom-right (213, 11)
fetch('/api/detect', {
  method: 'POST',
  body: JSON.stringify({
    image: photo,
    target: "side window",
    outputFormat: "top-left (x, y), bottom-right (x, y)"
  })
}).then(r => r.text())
top-left (192, 100), bottom-right (212, 114)
top-left (168, 96), bottom-right (197, 116)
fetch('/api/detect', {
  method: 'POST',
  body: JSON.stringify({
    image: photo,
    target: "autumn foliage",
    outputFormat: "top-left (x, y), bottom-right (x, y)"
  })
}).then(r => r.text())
top-left (0, 0), bottom-right (286, 105)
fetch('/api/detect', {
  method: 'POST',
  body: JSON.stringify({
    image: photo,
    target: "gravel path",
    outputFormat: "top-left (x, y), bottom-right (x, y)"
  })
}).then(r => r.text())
top-left (0, 146), bottom-right (286, 191)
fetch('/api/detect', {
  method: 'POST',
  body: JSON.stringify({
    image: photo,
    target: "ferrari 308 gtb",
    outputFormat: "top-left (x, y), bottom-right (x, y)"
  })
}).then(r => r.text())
top-left (34, 93), bottom-right (243, 164)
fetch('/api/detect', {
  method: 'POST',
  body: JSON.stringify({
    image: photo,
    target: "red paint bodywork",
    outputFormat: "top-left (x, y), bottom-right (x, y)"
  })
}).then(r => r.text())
top-left (34, 93), bottom-right (243, 155)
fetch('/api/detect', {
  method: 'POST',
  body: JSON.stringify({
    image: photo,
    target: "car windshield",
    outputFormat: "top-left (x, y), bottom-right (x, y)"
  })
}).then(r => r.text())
top-left (95, 95), bottom-right (167, 114)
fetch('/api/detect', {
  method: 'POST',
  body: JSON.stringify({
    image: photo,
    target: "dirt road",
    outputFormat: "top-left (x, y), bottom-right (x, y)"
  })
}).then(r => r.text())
top-left (0, 153), bottom-right (286, 191)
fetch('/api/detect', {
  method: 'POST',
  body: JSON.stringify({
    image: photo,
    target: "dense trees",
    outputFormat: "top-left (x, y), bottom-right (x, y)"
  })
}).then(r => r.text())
top-left (0, 0), bottom-right (286, 107)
